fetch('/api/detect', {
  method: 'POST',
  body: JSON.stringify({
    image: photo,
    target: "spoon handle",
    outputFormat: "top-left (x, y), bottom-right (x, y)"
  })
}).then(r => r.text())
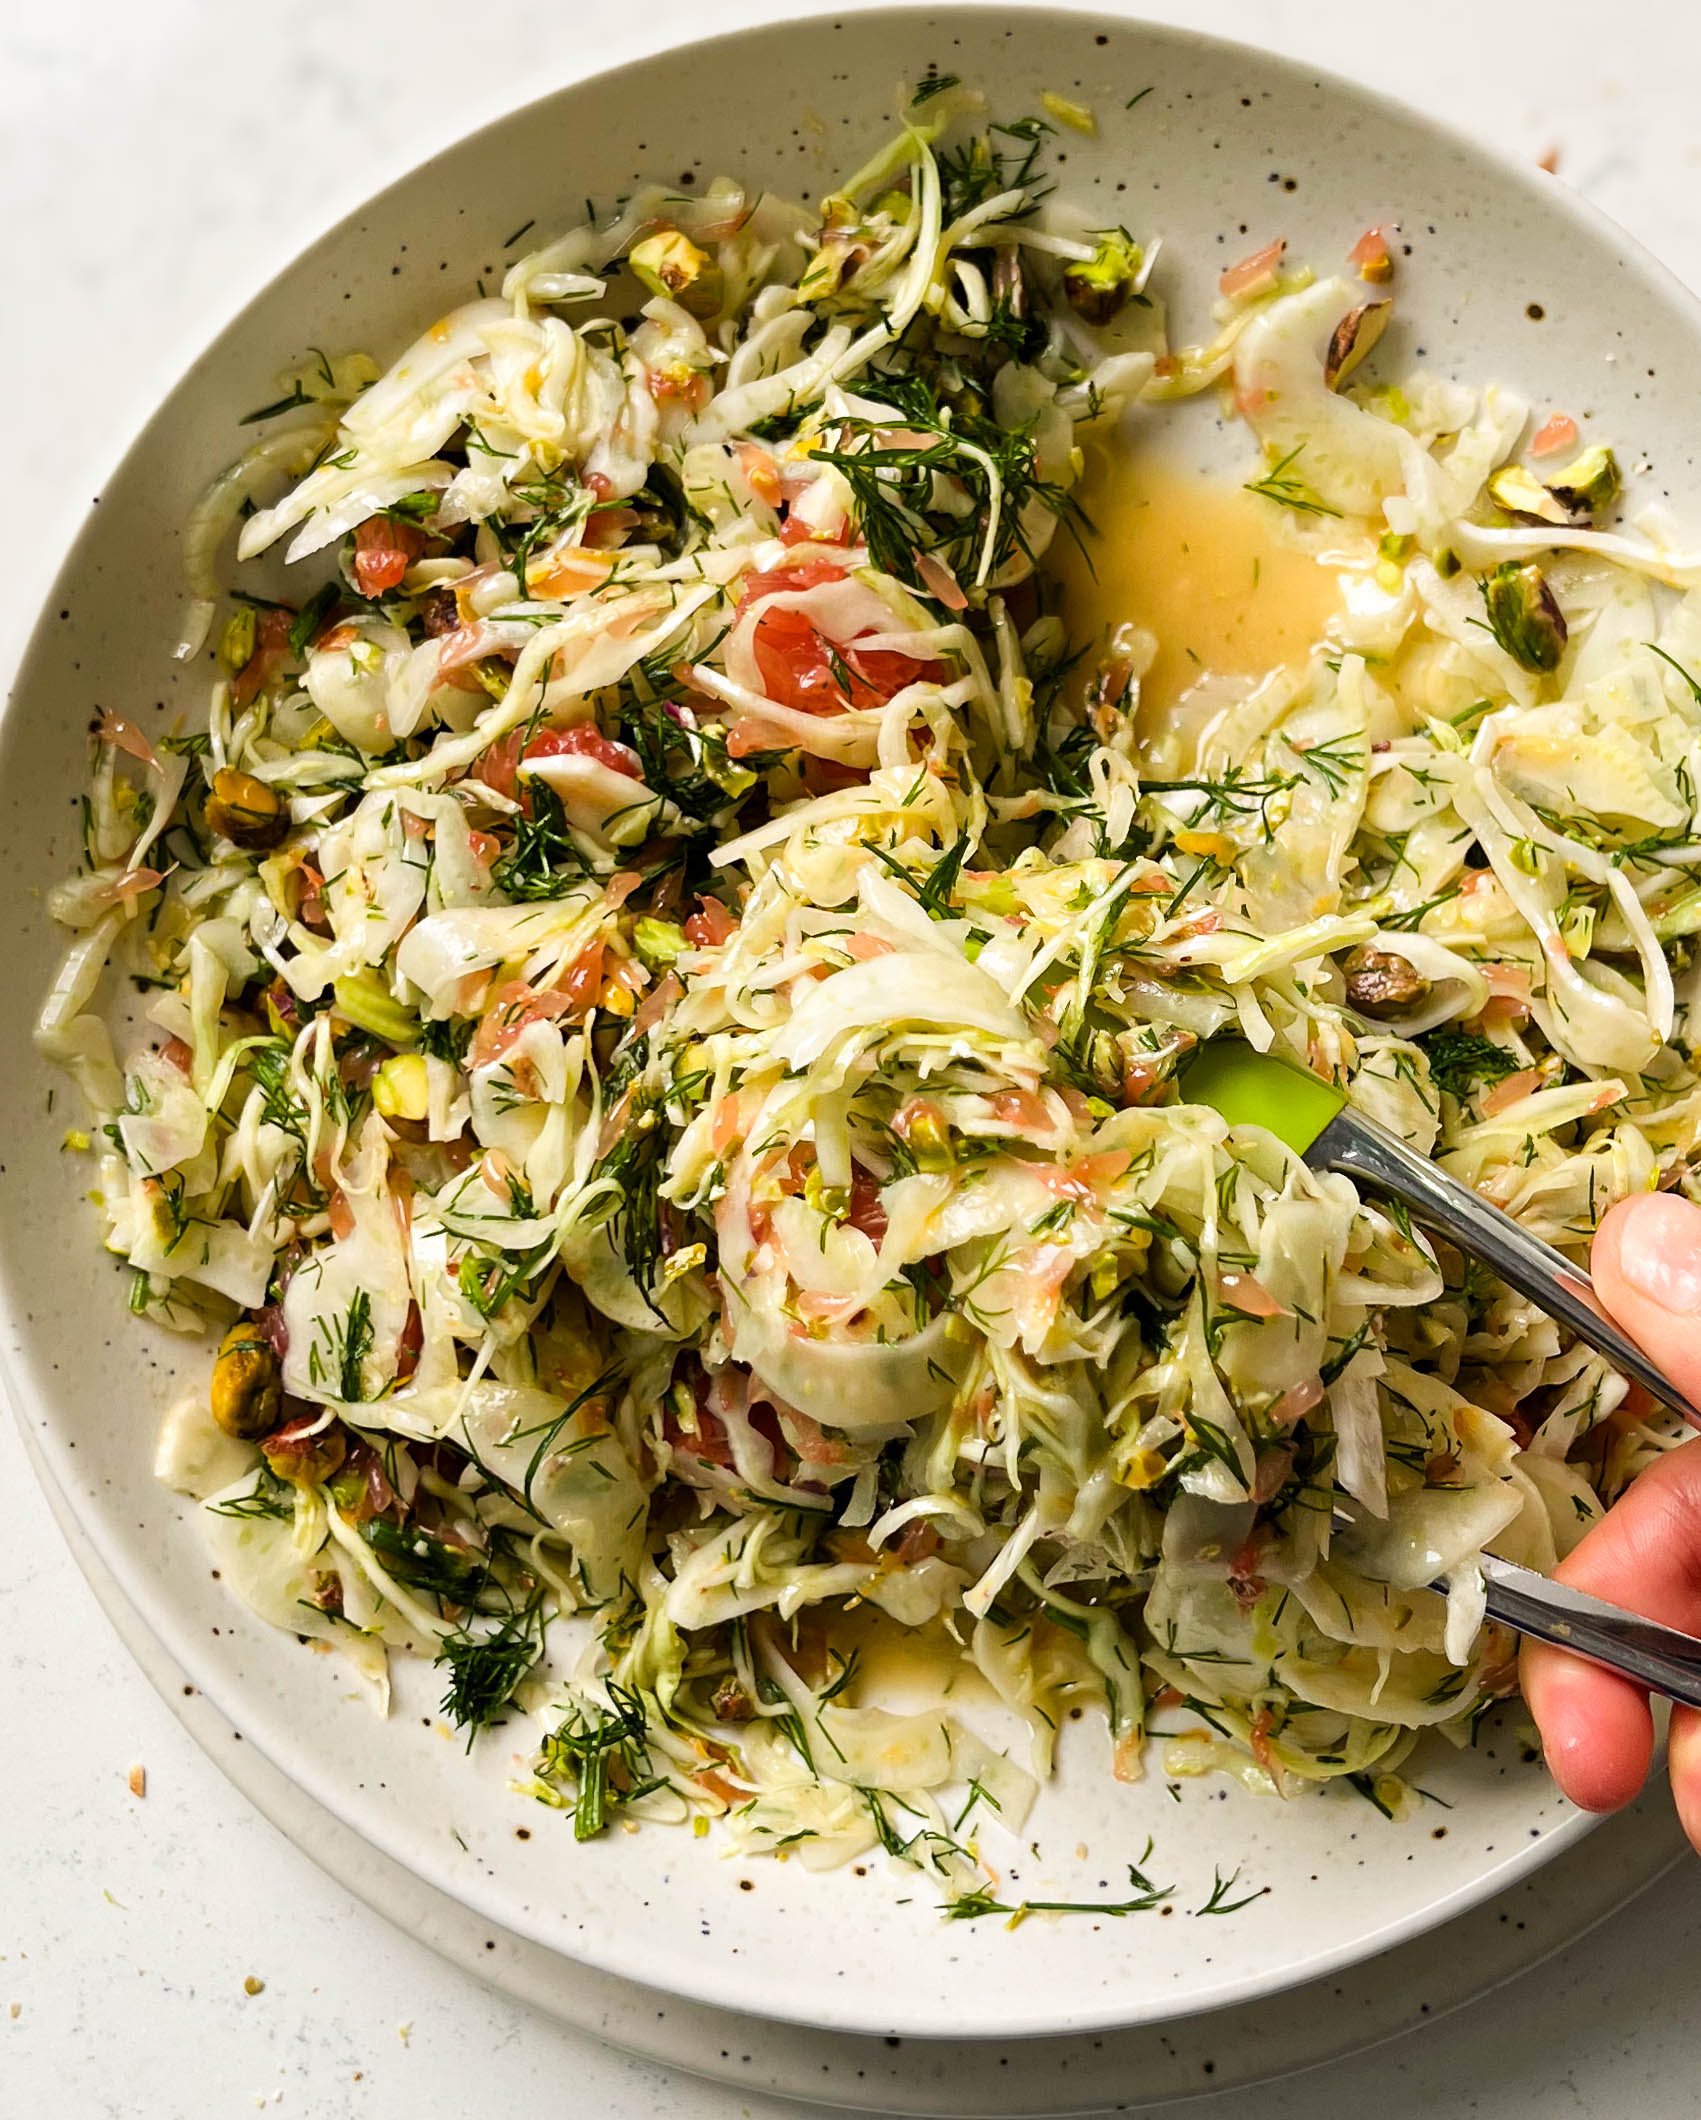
top-left (1474, 1552), bottom-right (1701, 1711)
top-left (1310, 1107), bottom-right (1701, 1432)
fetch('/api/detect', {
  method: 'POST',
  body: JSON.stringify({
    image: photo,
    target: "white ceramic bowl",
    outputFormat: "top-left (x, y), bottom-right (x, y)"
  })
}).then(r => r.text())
top-left (6, 5), bottom-right (1698, 2042)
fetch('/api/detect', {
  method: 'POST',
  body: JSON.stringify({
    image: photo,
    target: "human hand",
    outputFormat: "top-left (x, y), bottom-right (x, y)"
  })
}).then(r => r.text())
top-left (1521, 1191), bottom-right (1701, 1850)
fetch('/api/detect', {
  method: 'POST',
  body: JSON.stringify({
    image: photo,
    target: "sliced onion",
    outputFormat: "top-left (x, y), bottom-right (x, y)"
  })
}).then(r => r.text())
top-left (175, 419), bottom-right (334, 659)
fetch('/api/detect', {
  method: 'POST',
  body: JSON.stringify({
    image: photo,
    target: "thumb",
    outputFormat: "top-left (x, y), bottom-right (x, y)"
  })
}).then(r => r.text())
top-left (1590, 1192), bottom-right (1701, 1406)
top-left (1520, 1191), bottom-right (1701, 1837)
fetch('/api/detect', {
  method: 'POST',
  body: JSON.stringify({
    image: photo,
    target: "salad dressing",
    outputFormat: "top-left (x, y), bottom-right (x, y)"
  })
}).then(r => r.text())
top-left (1051, 448), bottom-right (1340, 728)
top-left (835, 1609), bottom-right (998, 1710)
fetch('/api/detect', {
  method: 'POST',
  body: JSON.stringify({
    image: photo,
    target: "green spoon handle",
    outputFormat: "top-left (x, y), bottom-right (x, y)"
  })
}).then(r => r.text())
top-left (1311, 1107), bottom-right (1701, 1432)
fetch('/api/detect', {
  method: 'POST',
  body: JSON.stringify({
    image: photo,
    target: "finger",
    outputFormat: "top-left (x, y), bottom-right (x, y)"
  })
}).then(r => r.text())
top-left (1591, 1193), bottom-right (1701, 1410)
top-left (1671, 1704), bottom-right (1701, 1855)
top-left (1538, 1434), bottom-right (1701, 1624)
top-left (1521, 1639), bottom-right (1652, 1812)
top-left (1522, 1198), bottom-right (1701, 1820)
top-left (1517, 1431), bottom-right (1701, 1813)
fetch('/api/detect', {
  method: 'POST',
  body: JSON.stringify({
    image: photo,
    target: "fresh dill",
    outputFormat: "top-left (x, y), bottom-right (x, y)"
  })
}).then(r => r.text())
top-left (362, 1517), bottom-right (490, 1602)
top-left (811, 368), bottom-right (1083, 597)
top-left (539, 1685), bottom-right (666, 1840)
top-left (936, 114), bottom-right (1053, 221)
top-left (1421, 1026), bottom-right (1521, 1100)
top-left (1243, 446), bottom-right (1342, 519)
top-left (868, 829), bottom-right (972, 919)
top-left (1192, 1864), bottom-right (1269, 1915)
top-left (942, 1860), bottom-right (1173, 1923)
top-left (436, 1591), bottom-right (548, 1745)
top-left (419, 1015), bottom-right (477, 1067)
top-left (288, 581), bottom-right (341, 658)
top-left (910, 71), bottom-right (961, 106)
top-left (492, 779), bottom-right (593, 899)
top-left (1647, 641), bottom-right (1701, 706)
top-left (239, 382), bottom-right (316, 426)
top-left (1346, 1771), bottom-right (1402, 1819)
top-left (206, 1467), bottom-right (294, 1522)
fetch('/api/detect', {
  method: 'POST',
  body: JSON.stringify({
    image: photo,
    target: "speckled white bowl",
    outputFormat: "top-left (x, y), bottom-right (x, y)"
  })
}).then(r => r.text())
top-left (5, 5), bottom-right (1698, 2043)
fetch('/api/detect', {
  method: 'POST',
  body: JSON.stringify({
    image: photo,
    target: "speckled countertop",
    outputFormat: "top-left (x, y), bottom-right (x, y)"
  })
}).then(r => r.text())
top-left (6, 4), bottom-right (1701, 2114)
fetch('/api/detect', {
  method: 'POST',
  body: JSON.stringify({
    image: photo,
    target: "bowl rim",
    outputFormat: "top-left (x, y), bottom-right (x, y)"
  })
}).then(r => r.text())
top-left (7, 0), bottom-right (1695, 2040)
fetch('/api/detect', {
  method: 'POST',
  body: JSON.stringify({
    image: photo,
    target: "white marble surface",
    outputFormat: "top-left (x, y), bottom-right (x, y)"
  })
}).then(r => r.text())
top-left (6, 2), bottom-right (1701, 2112)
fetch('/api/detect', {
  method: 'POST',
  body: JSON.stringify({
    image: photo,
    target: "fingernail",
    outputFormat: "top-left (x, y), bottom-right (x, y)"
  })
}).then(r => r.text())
top-left (1616, 1194), bottom-right (1701, 1314)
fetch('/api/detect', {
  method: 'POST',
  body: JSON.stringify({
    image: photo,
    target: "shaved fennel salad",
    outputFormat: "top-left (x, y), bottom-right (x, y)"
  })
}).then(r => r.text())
top-left (39, 76), bottom-right (1701, 1903)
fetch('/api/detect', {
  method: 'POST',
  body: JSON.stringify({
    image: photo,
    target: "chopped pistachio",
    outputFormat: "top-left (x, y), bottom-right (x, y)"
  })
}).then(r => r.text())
top-left (210, 1320), bottom-right (282, 1441)
top-left (1559, 901), bottom-right (1596, 958)
top-left (265, 1421), bottom-right (347, 1486)
top-left (219, 606), bottom-right (257, 674)
top-left (1340, 945), bottom-right (1430, 1016)
top-left (661, 1241), bottom-right (708, 1284)
top-left (628, 229), bottom-right (725, 319)
top-left (1355, 235), bottom-right (1395, 285)
top-left (1434, 546), bottom-right (1461, 579)
top-left (902, 1107), bottom-right (954, 1172)
top-left (1487, 463), bottom-right (1574, 525)
top-left (1547, 444), bottom-right (1621, 518)
top-left (333, 970), bottom-right (418, 1048)
top-left (634, 916), bottom-right (687, 970)
top-left (803, 1165), bottom-right (849, 1220)
top-left (372, 1052), bottom-right (430, 1122)
top-left (1490, 445), bottom-right (1618, 529)
top-left (1377, 531), bottom-right (1414, 563)
top-left (262, 979), bottom-right (299, 1038)
top-left (1366, 383), bottom-right (1412, 424)
top-left (1061, 231), bottom-right (1143, 326)
top-left (1654, 883), bottom-right (1701, 941)
top-left (1040, 91), bottom-right (1097, 135)
top-left (1483, 559), bottom-right (1568, 673)
top-left (711, 1674), bottom-right (754, 1722)
top-left (1089, 1251), bottom-right (1121, 1303)
top-left (1085, 1029), bottom-right (1124, 1098)
top-left (1324, 300), bottom-right (1391, 391)
top-left (796, 242), bottom-right (849, 305)
top-left (205, 767), bottom-right (288, 851)
top-left (1116, 1446), bottom-right (1167, 1491)
top-left (1173, 828), bottom-right (1237, 863)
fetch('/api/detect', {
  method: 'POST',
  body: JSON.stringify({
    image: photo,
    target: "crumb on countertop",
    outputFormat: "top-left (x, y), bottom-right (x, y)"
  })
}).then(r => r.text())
top-left (126, 1764), bottom-right (146, 1799)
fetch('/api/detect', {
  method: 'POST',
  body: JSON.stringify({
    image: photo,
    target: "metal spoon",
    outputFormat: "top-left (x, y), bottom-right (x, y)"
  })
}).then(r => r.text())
top-left (1330, 1504), bottom-right (1701, 1711)
top-left (1180, 1039), bottom-right (1701, 1704)
top-left (1179, 1039), bottom-right (1701, 1431)
top-left (1467, 1551), bottom-right (1701, 1710)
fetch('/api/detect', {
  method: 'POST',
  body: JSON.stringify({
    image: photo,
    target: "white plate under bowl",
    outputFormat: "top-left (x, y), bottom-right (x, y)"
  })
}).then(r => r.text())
top-left (5, 3), bottom-right (1699, 2045)
top-left (21, 1412), bottom-right (1688, 2117)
